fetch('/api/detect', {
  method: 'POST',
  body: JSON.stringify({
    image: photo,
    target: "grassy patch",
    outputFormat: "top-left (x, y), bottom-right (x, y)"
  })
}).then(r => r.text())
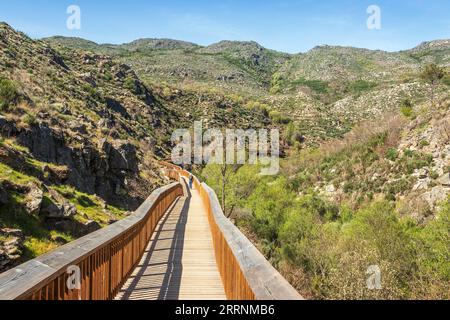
top-left (0, 162), bottom-right (38, 185)
top-left (22, 238), bottom-right (58, 260)
top-left (346, 80), bottom-right (377, 95)
top-left (51, 185), bottom-right (126, 225)
top-left (1, 138), bottom-right (30, 153)
top-left (290, 77), bottom-right (329, 94)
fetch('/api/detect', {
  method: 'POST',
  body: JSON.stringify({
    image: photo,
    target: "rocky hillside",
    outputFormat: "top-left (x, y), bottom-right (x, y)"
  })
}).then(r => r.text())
top-left (0, 23), bottom-right (174, 271)
top-left (44, 37), bottom-right (291, 95)
top-left (1, 21), bottom-right (449, 275)
top-left (44, 35), bottom-right (450, 146)
top-left (0, 22), bottom-right (272, 272)
top-left (283, 93), bottom-right (450, 222)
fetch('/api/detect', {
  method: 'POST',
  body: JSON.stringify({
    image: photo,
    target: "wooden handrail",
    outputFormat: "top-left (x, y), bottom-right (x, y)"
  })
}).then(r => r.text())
top-left (164, 162), bottom-right (303, 300)
top-left (0, 182), bottom-right (183, 300)
top-left (0, 159), bottom-right (302, 301)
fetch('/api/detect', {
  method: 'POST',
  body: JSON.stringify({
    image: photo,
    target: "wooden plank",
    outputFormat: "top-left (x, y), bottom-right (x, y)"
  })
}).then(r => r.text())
top-left (116, 182), bottom-right (226, 301)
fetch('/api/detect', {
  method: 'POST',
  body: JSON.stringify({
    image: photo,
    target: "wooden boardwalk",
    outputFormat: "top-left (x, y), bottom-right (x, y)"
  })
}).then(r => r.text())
top-left (115, 182), bottom-right (226, 300)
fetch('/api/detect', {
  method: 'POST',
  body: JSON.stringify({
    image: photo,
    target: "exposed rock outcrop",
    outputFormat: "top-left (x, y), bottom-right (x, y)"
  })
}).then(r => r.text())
top-left (0, 229), bottom-right (24, 273)
top-left (1, 118), bottom-right (143, 209)
top-left (109, 141), bottom-right (139, 173)
top-left (41, 189), bottom-right (77, 219)
top-left (47, 219), bottom-right (101, 238)
top-left (25, 184), bottom-right (43, 215)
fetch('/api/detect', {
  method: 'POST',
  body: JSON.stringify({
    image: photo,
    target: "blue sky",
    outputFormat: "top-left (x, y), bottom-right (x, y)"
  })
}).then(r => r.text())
top-left (0, 0), bottom-right (448, 53)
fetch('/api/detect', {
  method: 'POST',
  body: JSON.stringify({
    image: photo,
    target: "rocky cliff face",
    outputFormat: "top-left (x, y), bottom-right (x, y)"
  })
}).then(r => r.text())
top-left (0, 22), bottom-right (177, 268)
top-left (1, 116), bottom-right (145, 208)
top-left (0, 22), bottom-right (273, 271)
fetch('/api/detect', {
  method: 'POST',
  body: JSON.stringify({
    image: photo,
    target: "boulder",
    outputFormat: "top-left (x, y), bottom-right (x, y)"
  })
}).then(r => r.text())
top-left (414, 168), bottom-right (429, 179)
top-left (105, 98), bottom-right (130, 119)
top-left (42, 165), bottom-right (69, 183)
top-left (68, 121), bottom-right (87, 134)
top-left (413, 178), bottom-right (431, 191)
top-left (25, 184), bottom-right (43, 215)
top-left (325, 184), bottom-right (336, 194)
top-left (41, 201), bottom-right (77, 219)
top-left (422, 186), bottom-right (450, 208)
top-left (48, 219), bottom-right (101, 237)
top-left (109, 141), bottom-right (139, 173)
top-left (41, 189), bottom-right (77, 219)
top-left (437, 173), bottom-right (450, 187)
top-left (81, 72), bottom-right (97, 87)
top-left (83, 221), bottom-right (101, 234)
top-left (0, 228), bottom-right (24, 273)
top-left (0, 115), bottom-right (18, 137)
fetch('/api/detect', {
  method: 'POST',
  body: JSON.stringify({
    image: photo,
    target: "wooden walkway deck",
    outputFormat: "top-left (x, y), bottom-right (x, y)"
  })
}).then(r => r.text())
top-left (115, 182), bottom-right (226, 300)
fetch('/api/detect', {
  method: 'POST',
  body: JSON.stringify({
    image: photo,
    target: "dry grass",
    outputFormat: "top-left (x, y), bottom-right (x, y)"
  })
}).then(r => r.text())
top-left (319, 112), bottom-right (405, 157)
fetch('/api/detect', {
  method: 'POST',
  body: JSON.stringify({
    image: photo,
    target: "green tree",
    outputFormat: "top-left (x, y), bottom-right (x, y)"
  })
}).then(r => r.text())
top-left (0, 78), bottom-right (18, 111)
top-left (201, 163), bottom-right (240, 217)
top-left (420, 63), bottom-right (445, 105)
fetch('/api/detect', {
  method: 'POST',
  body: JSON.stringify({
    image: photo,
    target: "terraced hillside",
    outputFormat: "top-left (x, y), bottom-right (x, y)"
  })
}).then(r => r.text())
top-left (44, 35), bottom-right (450, 145)
top-left (44, 37), bottom-right (290, 96)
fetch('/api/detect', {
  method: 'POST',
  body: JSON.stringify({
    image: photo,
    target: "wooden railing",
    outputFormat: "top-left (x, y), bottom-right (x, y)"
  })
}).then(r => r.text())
top-left (0, 160), bottom-right (302, 300)
top-left (161, 161), bottom-right (303, 300)
top-left (0, 182), bottom-right (183, 300)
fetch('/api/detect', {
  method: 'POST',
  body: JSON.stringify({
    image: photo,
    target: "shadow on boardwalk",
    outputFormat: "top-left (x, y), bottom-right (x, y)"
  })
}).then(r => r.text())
top-left (116, 187), bottom-right (191, 300)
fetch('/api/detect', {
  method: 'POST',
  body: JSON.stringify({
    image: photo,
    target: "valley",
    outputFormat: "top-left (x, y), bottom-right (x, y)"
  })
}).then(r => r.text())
top-left (0, 21), bottom-right (449, 299)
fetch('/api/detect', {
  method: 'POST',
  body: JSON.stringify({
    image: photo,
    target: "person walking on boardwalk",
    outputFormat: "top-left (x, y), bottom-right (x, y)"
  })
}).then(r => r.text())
top-left (189, 174), bottom-right (194, 190)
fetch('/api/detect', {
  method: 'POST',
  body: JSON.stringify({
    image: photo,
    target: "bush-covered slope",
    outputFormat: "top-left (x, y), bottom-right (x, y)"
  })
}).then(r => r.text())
top-left (200, 96), bottom-right (450, 299)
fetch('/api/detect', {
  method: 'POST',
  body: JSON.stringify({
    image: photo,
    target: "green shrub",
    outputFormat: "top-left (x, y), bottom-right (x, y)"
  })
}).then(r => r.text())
top-left (343, 181), bottom-right (355, 194)
top-left (22, 113), bottom-right (36, 125)
top-left (419, 140), bottom-right (430, 148)
top-left (346, 80), bottom-right (377, 94)
top-left (385, 178), bottom-right (413, 196)
top-left (103, 72), bottom-right (113, 81)
top-left (291, 78), bottom-right (329, 94)
top-left (284, 122), bottom-right (304, 146)
top-left (269, 110), bottom-right (292, 124)
top-left (400, 106), bottom-right (413, 117)
top-left (397, 151), bottom-right (433, 174)
top-left (443, 75), bottom-right (450, 86)
top-left (0, 77), bottom-right (19, 111)
top-left (386, 148), bottom-right (399, 161)
top-left (124, 78), bottom-right (137, 93)
top-left (430, 170), bottom-right (439, 180)
top-left (400, 98), bottom-right (414, 118)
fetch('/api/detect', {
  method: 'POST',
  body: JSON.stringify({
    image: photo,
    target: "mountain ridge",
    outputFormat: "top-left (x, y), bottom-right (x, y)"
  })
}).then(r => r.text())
top-left (42, 30), bottom-right (450, 55)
